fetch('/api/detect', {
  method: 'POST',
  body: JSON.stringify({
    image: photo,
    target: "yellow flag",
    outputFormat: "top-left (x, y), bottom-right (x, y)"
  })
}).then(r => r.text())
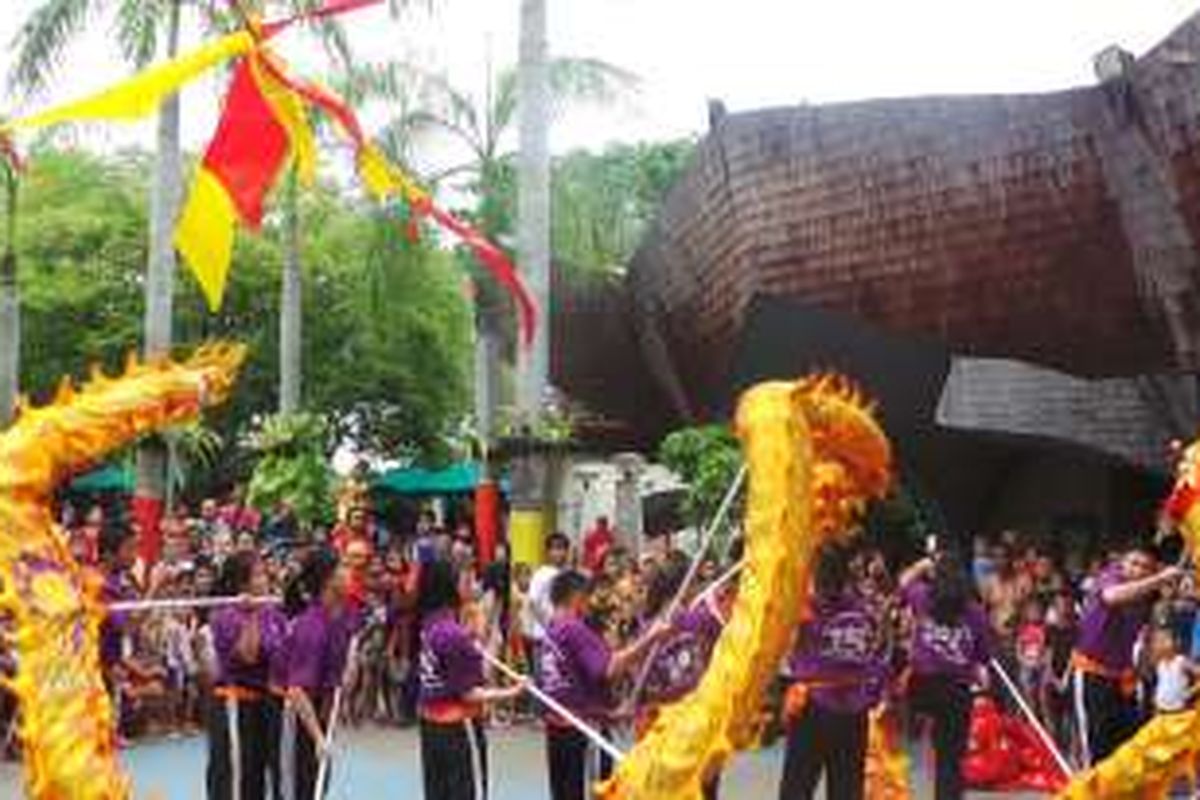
top-left (251, 53), bottom-right (318, 185)
top-left (6, 32), bottom-right (255, 131)
top-left (175, 168), bottom-right (237, 311)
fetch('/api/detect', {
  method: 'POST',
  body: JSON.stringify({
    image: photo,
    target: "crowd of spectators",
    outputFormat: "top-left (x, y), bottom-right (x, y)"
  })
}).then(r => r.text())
top-left (2, 488), bottom-right (1197, 795)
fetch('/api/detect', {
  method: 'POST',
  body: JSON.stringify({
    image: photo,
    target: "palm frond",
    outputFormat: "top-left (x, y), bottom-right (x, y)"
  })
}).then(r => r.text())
top-left (114, 0), bottom-right (159, 69)
top-left (545, 57), bottom-right (640, 120)
top-left (9, 0), bottom-right (96, 96)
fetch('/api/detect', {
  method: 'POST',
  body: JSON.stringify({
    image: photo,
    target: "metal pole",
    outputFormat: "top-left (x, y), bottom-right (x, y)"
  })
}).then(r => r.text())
top-left (479, 647), bottom-right (626, 762)
top-left (989, 657), bottom-right (1075, 780)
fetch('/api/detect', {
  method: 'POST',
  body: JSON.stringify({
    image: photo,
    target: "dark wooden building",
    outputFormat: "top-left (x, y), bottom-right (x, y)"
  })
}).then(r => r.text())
top-left (552, 12), bottom-right (1200, 544)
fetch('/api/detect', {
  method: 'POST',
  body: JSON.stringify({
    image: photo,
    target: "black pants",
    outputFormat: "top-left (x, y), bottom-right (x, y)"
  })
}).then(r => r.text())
top-left (777, 702), bottom-right (868, 800)
top-left (263, 695), bottom-right (284, 800)
top-left (910, 674), bottom-right (971, 800)
top-left (546, 726), bottom-right (613, 800)
top-left (419, 718), bottom-right (488, 800)
top-left (206, 695), bottom-right (268, 800)
top-left (1074, 670), bottom-right (1138, 766)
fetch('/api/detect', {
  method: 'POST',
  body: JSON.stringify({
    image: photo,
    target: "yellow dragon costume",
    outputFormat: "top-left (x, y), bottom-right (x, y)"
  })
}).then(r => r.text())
top-left (0, 344), bottom-right (244, 800)
top-left (1054, 437), bottom-right (1200, 799)
top-left (599, 374), bottom-right (894, 799)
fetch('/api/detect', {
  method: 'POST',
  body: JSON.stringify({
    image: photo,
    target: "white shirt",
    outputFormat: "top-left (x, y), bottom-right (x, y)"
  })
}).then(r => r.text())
top-left (1155, 655), bottom-right (1191, 712)
top-left (527, 565), bottom-right (561, 642)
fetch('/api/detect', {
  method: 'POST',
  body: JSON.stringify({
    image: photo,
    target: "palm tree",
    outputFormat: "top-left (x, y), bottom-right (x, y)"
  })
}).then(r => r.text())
top-left (0, 151), bottom-right (18, 427)
top-left (517, 0), bottom-right (549, 420)
top-left (350, 52), bottom-right (636, 440)
top-left (11, 0), bottom-right (187, 517)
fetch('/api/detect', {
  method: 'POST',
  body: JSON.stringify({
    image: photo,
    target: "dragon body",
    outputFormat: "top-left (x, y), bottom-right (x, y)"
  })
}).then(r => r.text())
top-left (1054, 437), bottom-right (1200, 799)
top-left (598, 375), bottom-right (892, 799)
top-left (0, 344), bottom-right (244, 800)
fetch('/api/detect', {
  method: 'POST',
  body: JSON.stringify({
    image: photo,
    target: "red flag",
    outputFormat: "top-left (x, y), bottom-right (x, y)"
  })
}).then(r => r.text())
top-left (257, 55), bottom-right (539, 346)
top-left (202, 58), bottom-right (291, 227)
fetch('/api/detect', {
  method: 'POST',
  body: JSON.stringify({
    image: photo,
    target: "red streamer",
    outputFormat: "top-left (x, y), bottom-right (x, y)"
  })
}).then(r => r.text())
top-left (262, 0), bottom-right (386, 40)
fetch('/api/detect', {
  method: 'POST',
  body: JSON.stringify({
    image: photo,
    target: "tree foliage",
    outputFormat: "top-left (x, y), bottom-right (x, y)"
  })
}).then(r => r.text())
top-left (657, 424), bottom-right (742, 532)
top-left (243, 412), bottom-right (335, 526)
top-left (16, 148), bottom-right (471, 495)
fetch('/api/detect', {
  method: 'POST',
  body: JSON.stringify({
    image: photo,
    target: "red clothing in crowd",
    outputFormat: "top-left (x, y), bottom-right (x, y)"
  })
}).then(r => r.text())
top-left (582, 519), bottom-right (615, 573)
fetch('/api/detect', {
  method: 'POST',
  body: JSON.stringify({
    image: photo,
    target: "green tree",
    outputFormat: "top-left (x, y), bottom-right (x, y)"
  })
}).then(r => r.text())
top-left (658, 424), bottom-right (743, 535)
top-left (14, 148), bottom-right (470, 498)
top-left (349, 55), bottom-right (637, 439)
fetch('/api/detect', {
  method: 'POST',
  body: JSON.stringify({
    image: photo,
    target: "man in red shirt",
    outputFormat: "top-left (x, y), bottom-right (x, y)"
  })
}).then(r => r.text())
top-left (582, 516), bottom-right (615, 574)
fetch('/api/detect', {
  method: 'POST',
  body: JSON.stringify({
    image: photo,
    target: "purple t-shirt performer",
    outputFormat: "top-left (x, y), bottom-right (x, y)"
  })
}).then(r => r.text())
top-left (539, 570), bottom-right (666, 800)
top-left (211, 605), bottom-right (286, 690)
top-left (640, 605), bottom-right (723, 707)
top-left (541, 615), bottom-right (615, 725)
top-left (418, 608), bottom-right (485, 718)
top-left (1075, 565), bottom-right (1156, 674)
top-left (1071, 550), bottom-right (1181, 766)
top-left (903, 580), bottom-right (992, 685)
top-left (789, 591), bottom-right (887, 714)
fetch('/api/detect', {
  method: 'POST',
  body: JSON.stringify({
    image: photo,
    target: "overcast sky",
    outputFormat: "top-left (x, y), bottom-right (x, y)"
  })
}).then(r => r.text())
top-left (1, 0), bottom-right (1198, 166)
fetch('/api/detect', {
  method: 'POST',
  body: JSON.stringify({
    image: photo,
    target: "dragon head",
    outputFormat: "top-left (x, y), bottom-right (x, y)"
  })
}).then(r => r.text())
top-left (794, 374), bottom-right (894, 540)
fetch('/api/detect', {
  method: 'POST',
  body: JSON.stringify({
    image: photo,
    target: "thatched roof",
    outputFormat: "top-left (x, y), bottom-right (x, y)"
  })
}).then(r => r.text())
top-left (553, 11), bottom-right (1200, 436)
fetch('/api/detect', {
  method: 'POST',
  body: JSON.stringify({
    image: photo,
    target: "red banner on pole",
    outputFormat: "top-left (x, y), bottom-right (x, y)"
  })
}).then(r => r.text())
top-left (475, 479), bottom-right (500, 564)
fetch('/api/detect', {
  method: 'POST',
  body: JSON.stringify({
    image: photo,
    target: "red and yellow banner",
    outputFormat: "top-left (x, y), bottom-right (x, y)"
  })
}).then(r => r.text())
top-left (3, 0), bottom-right (537, 342)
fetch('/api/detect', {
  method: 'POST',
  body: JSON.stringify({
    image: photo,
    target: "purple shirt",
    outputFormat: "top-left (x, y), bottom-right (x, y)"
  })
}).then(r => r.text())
top-left (904, 580), bottom-right (991, 684)
top-left (100, 569), bottom-right (136, 667)
top-left (322, 610), bottom-right (360, 691)
top-left (540, 615), bottom-right (613, 722)
top-left (789, 592), bottom-right (886, 713)
top-left (418, 609), bottom-right (484, 705)
top-left (642, 605), bottom-right (722, 705)
top-left (1075, 565), bottom-right (1154, 672)
top-left (283, 604), bottom-right (337, 692)
top-left (264, 608), bottom-right (292, 691)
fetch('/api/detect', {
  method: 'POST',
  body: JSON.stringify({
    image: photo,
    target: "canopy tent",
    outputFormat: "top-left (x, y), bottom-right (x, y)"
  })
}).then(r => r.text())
top-left (372, 463), bottom-right (488, 496)
top-left (69, 465), bottom-right (134, 493)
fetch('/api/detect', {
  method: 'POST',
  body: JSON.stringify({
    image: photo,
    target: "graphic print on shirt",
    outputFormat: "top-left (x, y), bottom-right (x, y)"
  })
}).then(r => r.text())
top-left (817, 610), bottom-right (878, 664)
top-left (915, 617), bottom-right (976, 667)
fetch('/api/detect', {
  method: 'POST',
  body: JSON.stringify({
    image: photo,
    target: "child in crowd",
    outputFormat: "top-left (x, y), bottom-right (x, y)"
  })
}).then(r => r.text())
top-left (1015, 597), bottom-right (1049, 720)
top-left (1151, 627), bottom-right (1197, 715)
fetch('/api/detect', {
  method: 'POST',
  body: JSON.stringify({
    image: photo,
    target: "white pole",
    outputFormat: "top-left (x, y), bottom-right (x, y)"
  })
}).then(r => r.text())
top-left (108, 595), bottom-right (282, 613)
top-left (691, 560), bottom-right (742, 609)
top-left (314, 633), bottom-right (359, 800)
top-left (626, 465), bottom-right (746, 707)
top-left (989, 657), bottom-right (1074, 780)
top-left (313, 688), bottom-right (342, 800)
top-left (478, 647), bottom-right (626, 762)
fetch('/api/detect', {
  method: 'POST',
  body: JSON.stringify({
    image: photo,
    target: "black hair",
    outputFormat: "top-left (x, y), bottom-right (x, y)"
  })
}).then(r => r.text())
top-left (417, 559), bottom-right (461, 616)
top-left (814, 542), bottom-right (852, 600)
top-left (930, 550), bottom-right (972, 625)
top-left (550, 569), bottom-right (590, 608)
top-left (645, 550), bottom-right (690, 617)
top-left (726, 537), bottom-right (745, 565)
top-left (283, 547), bottom-right (339, 617)
top-left (546, 532), bottom-right (571, 552)
top-left (215, 551), bottom-right (257, 597)
top-left (99, 524), bottom-right (133, 563)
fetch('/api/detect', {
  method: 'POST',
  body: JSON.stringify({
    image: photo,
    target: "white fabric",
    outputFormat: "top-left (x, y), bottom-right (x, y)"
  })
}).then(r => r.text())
top-left (1072, 669), bottom-right (1092, 767)
top-left (527, 565), bottom-right (561, 642)
top-left (226, 698), bottom-right (242, 800)
top-left (464, 719), bottom-right (486, 800)
top-left (1155, 655), bottom-right (1191, 712)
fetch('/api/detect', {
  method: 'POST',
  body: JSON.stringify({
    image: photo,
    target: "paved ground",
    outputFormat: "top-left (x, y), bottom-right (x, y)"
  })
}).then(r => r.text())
top-left (0, 724), bottom-right (1045, 798)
